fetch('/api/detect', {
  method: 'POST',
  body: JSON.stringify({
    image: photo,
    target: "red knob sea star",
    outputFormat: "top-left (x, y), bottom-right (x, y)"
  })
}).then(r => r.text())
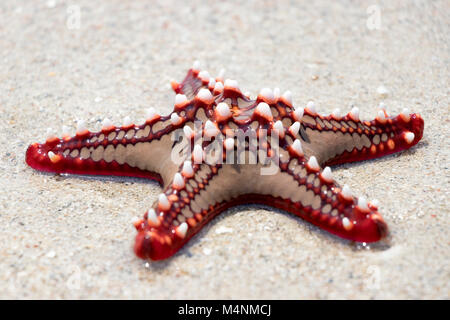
top-left (26, 62), bottom-right (424, 260)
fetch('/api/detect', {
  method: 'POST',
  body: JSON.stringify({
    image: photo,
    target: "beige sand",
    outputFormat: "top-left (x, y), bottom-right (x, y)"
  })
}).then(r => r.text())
top-left (0, 0), bottom-right (448, 299)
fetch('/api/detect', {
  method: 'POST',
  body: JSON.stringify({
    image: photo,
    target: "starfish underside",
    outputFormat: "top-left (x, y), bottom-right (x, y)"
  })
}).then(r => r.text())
top-left (26, 64), bottom-right (424, 260)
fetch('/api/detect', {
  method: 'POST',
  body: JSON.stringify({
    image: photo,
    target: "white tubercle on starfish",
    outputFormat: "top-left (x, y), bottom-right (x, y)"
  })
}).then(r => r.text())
top-left (175, 222), bottom-right (188, 238)
top-left (208, 78), bottom-right (216, 88)
top-left (357, 196), bottom-right (370, 212)
top-left (341, 185), bottom-right (352, 200)
top-left (321, 166), bottom-right (333, 183)
top-left (192, 60), bottom-right (200, 71)
top-left (342, 217), bottom-right (353, 231)
top-left (62, 125), bottom-right (71, 137)
top-left (183, 125), bottom-right (194, 139)
top-left (131, 216), bottom-right (142, 228)
top-left (291, 139), bottom-right (304, 156)
top-left (293, 106), bottom-right (304, 121)
top-left (147, 208), bottom-right (160, 227)
top-left (146, 107), bottom-right (159, 121)
top-left (307, 156), bottom-right (320, 171)
top-left (196, 88), bottom-right (214, 104)
top-left (158, 194), bottom-right (171, 211)
top-left (45, 129), bottom-right (57, 143)
top-left (193, 144), bottom-right (203, 163)
top-left (47, 151), bottom-right (58, 163)
top-left (175, 94), bottom-right (188, 106)
top-left (404, 131), bottom-right (415, 144)
top-left (306, 101), bottom-right (316, 114)
top-left (214, 81), bottom-right (224, 93)
top-left (332, 108), bottom-right (341, 118)
top-left (215, 102), bottom-right (232, 121)
top-left (198, 70), bottom-right (210, 82)
top-left (123, 116), bottom-right (132, 127)
top-left (255, 102), bottom-right (273, 121)
top-left (289, 121), bottom-right (300, 136)
top-left (273, 87), bottom-right (280, 100)
top-left (224, 137), bottom-right (235, 150)
top-left (400, 108), bottom-right (410, 122)
top-left (349, 107), bottom-right (360, 121)
top-left (376, 110), bottom-right (386, 123)
top-left (273, 120), bottom-right (285, 138)
top-left (76, 120), bottom-right (87, 134)
top-left (224, 79), bottom-right (239, 90)
top-left (370, 199), bottom-right (380, 208)
top-left (170, 113), bottom-right (182, 125)
top-left (182, 160), bottom-right (194, 178)
top-left (172, 172), bottom-right (185, 190)
top-left (204, 120), bottom-right (219, 138)
top-left (101, 118), bottom-right (112, 130)
top-left (46, 127), bottom-right (55, 138)
top-left (259, 88), bottom-right (275, 103)
top-left (281, 90), bottom-right (292, 106)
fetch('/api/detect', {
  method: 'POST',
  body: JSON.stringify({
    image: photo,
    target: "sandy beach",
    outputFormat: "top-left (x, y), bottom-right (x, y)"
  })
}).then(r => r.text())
top-left (0, 0), bottom-right (448, 299)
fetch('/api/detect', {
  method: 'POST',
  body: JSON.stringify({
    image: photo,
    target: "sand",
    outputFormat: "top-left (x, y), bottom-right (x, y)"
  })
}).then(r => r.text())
top-left (0, 0), bottom-right (448, 299)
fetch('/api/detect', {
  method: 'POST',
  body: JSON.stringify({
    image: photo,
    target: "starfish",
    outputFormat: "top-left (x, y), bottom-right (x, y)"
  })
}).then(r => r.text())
top-left (26, 62), bottom-right (424, 260)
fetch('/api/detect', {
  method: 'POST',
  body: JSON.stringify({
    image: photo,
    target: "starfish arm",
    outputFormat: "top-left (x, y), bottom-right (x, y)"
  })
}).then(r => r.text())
top-left (25, 115), bottom-right (181, 183)
top-left (171, 64), bottom-right (223, 100)
top-left (25, 70), bottom-right (225, 183)
top-left (273, 152), bottom-right (388, 243)
top-left (134, 162), bottom-right (226, 260)
top-left (290, 107), bottom-right (424, 166)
